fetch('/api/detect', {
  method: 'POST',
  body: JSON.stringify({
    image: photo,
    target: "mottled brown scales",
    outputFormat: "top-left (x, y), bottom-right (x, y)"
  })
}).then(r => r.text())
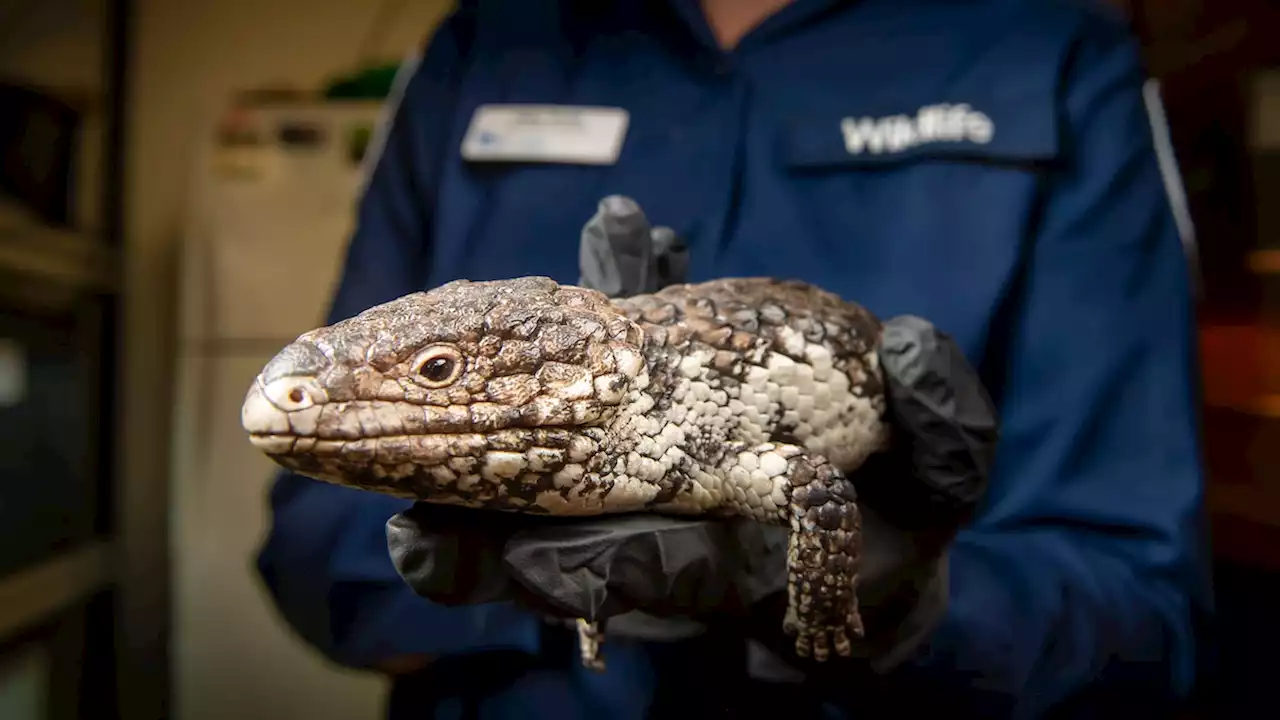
top-left (242, 276), bottom-right (892, 666)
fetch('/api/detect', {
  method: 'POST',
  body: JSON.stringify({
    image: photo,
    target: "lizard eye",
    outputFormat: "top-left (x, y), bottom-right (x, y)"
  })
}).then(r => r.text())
top-left (411, 344), bottom-right (464, 388)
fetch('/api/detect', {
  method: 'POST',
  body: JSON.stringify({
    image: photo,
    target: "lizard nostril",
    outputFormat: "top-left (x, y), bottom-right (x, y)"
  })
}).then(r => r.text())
top-left (261, 376), bottom-right (328, 412)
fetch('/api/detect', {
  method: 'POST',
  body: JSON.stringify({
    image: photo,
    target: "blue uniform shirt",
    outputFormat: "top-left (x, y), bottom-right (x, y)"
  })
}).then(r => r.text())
top-left (255, 0), bottom-right (1212, 716)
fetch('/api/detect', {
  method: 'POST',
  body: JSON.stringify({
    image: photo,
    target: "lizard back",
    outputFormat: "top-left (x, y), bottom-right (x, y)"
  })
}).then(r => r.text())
top-left (602, 278), bottom-right (890, 518)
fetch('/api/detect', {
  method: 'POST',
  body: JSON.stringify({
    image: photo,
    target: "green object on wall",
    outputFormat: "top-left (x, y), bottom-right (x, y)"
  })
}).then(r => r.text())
top-left (323, 64), bottom-right (401, 100)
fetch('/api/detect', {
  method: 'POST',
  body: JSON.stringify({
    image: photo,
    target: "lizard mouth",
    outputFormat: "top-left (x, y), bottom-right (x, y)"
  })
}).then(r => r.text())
top-left (242, 376), bottom-right (605, 467)
top-left (242, 377), bottom-right (611, 512)
top-left (239, 370), bottom-right (659, 515)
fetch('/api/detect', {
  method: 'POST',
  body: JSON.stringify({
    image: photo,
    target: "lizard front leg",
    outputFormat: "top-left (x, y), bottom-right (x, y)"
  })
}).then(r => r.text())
top-left (727, 441), bottom-right (865, 662)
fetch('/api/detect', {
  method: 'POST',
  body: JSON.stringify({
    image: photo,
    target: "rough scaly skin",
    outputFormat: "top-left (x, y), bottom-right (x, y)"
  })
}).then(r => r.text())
top-left (242, 276), bottom-right (890, 665)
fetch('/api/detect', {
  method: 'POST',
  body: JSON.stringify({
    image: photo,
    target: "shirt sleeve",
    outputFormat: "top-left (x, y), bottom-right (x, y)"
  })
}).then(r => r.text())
top-left (253, 7), bottom-right (544, 670)
top-left (901, 16), bottom-right (1212, 716)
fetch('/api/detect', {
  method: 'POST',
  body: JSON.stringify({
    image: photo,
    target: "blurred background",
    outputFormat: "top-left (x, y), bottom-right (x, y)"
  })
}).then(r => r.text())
top-left (0, 0), bottom-right (1276, 718)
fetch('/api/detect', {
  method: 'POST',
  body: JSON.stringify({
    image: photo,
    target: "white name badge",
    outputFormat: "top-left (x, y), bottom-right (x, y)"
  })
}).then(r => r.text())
top-left (460, 104), bottom-right (630, 165)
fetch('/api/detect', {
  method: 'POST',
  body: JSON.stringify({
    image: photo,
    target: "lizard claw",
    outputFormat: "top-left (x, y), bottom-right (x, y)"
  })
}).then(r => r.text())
top-left (576, 618), bottom-right (608, 672)
top-left (784, 605), bottom-right (862, 662)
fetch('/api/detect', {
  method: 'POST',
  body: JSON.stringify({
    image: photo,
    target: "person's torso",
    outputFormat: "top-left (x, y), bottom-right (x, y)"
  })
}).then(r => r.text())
top-left (388, 0), bottom-right (1089, 716)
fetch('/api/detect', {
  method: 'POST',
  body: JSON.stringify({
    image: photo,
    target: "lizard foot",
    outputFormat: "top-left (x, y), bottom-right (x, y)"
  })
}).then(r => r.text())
top-left (576, 618), bottom-right (608, 672)
top-left (776, 446), bottom-right (864, 663)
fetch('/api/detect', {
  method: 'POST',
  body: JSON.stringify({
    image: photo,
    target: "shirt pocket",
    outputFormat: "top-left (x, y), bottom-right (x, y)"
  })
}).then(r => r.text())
top-left (753, 87), bottom-right (1061, 337)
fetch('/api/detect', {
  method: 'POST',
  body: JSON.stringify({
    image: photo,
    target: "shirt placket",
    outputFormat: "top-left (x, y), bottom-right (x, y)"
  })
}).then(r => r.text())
top-left (691, 77), bottom-right (751, 280)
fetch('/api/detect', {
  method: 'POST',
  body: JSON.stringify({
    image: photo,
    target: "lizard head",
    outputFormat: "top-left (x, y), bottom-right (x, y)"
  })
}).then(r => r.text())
top-left (240, 276), bottom-right (648, 509)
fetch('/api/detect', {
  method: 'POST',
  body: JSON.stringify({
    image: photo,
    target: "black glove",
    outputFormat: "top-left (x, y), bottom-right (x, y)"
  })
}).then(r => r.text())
top-left (577, 194), bottom-right (688, 297)
top-left (385, 197), bottom-right (998, 676)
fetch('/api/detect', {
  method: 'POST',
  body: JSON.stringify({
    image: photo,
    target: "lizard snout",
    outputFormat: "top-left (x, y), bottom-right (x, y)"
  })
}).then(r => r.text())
top-left (242, 340), bottom-right (333, 444)
top-left (240, 375), bottom-right (329, 438)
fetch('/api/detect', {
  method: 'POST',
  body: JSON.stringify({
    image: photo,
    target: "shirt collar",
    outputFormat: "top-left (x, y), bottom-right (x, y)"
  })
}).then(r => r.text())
top-left (664, 0), bottom-right (855, 53)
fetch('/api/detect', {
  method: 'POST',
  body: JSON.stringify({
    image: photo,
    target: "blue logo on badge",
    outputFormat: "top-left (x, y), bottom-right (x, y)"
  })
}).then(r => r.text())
top-left (477, 130), bottom-right (498, 146)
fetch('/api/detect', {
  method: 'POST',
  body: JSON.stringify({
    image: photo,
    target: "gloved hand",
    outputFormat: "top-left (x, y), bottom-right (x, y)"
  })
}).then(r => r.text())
top-left (385, 197), bottom-right (998, 676)
top-left (577, 194), bottom-right (688, 297)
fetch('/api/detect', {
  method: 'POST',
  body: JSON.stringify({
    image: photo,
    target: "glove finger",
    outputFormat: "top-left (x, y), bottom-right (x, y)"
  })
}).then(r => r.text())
top-left (862, 315), bottom-right (1000, 533)
top-left (579, 195), bottom-right (654, 298)
top-left (386, 503), bottom-right (519, 605)
top-left (502, 514), bottom-right (785, 621)
top-left (650, 226), bottom-right (689, 290)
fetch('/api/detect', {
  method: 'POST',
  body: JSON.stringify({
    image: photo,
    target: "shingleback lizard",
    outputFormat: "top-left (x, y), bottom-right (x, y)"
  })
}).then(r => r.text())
top-left (241, 276), bottom-right (891, 666)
